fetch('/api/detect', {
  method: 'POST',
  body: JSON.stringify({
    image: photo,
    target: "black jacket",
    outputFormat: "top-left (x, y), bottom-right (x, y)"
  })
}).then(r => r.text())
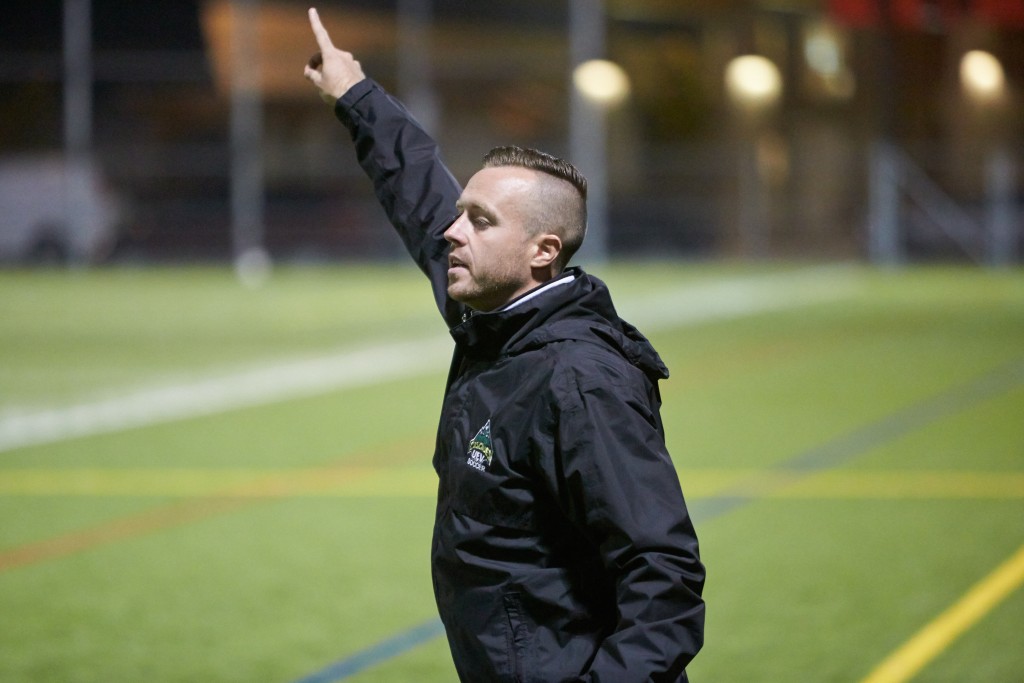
top-left (337, 79), bottom-right (705, 682)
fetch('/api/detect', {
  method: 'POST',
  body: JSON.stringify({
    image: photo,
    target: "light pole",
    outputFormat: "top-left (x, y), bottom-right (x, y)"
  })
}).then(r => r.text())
top-left (724, 55), bottom-right (782, 258)
top-left (572, 58), bottom-right (631, 264)
top-left (959, 49), bottom-right (1016, 267)
top-left (230, 0), bottom-right (269, 286)
top-left (397, 0), bottom-right (439, 135)
top-left (569, 0), bottom-right (614, 265)
top-left (63, 0), bottom-right (93, 266)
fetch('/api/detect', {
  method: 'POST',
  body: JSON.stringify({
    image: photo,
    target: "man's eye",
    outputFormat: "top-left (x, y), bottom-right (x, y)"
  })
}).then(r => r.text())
top-left (472, 217), bottom-right (490, 228)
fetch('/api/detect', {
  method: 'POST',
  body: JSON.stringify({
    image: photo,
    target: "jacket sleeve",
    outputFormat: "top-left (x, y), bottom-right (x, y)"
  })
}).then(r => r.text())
top-left (553, 363), bottom-right (706, 681)
top-left (334, 79), bottom-right (465, 326)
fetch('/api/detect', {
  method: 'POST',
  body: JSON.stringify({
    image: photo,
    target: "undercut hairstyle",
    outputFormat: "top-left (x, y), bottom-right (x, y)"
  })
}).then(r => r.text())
top-left (482, 146), bottom-right (588, 270)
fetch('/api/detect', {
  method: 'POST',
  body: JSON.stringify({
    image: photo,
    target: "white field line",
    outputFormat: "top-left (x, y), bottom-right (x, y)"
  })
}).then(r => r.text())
top-left (621, 265), bottom-right (859, 329)
top-left (0, 335), bottom-right (454, 454)
top-left (0, 267), bottom-right (861, 453)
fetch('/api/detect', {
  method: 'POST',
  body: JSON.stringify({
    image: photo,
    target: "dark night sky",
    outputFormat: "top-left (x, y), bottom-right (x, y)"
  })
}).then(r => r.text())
top-left (1, 1), bottom-right (566, 52)
top-left (2, 2), bottom-right (206, 50)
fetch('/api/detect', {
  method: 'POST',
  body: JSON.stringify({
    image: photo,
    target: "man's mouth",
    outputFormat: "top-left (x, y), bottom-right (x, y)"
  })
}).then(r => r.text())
top-left (448, 256), bottom-right (468, 272)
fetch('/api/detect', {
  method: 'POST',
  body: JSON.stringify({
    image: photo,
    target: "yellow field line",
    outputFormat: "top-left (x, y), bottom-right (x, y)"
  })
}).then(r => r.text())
top-left (769, 470), bottom-right (1024, 500)
top-left (1, 468), bottom-right (1023, 499)
top-left (0, 436), bottom-right (434, 573)
top-left (0, 466), bottom-right (438, 498)
top-left (859, 543), bottom-right (1024, 683)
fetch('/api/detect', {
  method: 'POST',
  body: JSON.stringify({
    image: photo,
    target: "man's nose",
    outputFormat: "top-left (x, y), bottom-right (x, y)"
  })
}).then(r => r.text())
top-left (444, 214), bottom-right (467, 245)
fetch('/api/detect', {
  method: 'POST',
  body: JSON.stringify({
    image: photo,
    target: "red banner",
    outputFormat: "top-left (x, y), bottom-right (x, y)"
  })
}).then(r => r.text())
top-left (974, 0), bottom-right (1024, 26)
top-left (829, 0), bottom-right (1024, 28)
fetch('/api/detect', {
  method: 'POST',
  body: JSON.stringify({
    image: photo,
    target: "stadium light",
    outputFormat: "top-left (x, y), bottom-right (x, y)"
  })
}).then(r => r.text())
top-left (803, 22), bottom-right (856, 101)
top-left (805, 28), bottom-right (841, 77)
top-left (960, 50), bottom-right (1005, 102)
top-left (573, 59), bottom-right (631, 107)
top-left (724, 55), bottom-right (782, 109)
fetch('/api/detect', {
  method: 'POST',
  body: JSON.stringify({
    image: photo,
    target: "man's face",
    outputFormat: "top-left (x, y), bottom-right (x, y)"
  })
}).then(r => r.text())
top-left (445, 166), bottom-right (542, 312)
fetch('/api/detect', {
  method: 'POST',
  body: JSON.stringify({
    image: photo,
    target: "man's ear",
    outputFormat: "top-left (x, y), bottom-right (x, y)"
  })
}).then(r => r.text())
top-left (530, 233), bottom-right (563, 269)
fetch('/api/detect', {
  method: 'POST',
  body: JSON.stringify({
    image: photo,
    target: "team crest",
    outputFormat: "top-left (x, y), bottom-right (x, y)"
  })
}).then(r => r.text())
top-left (466, 419), bottom-right (494, 472)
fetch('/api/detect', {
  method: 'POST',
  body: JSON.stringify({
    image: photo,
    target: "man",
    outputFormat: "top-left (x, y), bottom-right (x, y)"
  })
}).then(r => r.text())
top-left (304, 8), bottom-right (704, 681)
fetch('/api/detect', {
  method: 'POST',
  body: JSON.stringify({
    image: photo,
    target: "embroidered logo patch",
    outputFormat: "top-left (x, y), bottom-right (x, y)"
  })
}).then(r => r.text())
top-left (466, 419), bottom-right (494, 472)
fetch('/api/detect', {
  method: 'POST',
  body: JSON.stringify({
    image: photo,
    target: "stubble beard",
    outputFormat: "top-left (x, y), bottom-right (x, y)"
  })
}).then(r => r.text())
top-left (447, 260), bottom-right (525, 312)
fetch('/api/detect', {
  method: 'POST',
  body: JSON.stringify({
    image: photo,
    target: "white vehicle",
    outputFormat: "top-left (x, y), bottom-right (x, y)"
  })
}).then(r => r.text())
top-left (0, 153), bottom-right (122, 264)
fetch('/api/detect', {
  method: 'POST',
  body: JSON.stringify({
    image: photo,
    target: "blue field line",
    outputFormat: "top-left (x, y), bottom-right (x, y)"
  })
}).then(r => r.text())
top-left (691, 357), bottom-right (1024, 522)
top-left (291, 357), bottom-right (1024, 682)
top-left (290, 617), bottom-right (446, 683)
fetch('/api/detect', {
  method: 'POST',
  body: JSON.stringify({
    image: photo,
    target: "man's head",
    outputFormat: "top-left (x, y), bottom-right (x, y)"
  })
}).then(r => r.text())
top-left (444, 146), bottom-right (588, 312)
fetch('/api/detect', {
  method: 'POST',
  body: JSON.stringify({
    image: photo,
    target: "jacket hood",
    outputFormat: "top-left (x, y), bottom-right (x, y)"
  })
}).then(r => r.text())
top-left (449, 267), bottom-right (669, 383)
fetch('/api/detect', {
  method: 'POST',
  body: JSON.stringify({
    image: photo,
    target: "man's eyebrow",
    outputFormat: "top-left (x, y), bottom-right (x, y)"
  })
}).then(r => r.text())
top-left (455, 198), bottom-right (498, 222)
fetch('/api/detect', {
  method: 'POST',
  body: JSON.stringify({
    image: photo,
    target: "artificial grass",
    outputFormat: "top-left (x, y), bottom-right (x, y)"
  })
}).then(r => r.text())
top-left (0, 263), bottom-right (1021, 682)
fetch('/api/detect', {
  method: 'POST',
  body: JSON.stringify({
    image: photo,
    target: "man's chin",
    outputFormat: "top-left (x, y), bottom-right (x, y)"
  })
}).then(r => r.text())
top-left (448, 284), bottom-right (494, 312)
top-left (446, 282), bottom-right (472, 304)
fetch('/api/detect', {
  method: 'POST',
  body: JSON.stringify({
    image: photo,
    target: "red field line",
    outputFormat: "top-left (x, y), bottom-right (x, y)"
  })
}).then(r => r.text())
top-left (0, 434), bottom-right (433, 573)
top-left (0, 497), bottom-right (248, 572)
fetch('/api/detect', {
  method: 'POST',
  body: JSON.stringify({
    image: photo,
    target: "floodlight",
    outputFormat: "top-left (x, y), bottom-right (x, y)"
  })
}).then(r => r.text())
top-left (573, 59), bottom-right (631, 107)
top-left (725, 55), bottom-right (782, 108)
top-left (960, 50), bottom-right (1005, 101)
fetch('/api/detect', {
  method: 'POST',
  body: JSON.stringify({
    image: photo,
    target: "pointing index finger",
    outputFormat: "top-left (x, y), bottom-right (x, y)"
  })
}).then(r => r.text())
top-left (308, 7), bottom-right (334, 50)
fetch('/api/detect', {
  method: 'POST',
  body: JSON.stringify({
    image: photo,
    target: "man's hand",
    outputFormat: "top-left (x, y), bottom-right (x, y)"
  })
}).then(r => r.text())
top-left (303, 7), bottom-right (366, 104)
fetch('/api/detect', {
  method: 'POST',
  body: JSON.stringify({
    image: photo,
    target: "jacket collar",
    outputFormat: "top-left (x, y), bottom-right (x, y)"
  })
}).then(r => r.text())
top-left (449, 268), bottom-right (583, 360)
top-left (448, 267), bottom-right (669, 382)
top-left (498, 271), bottom-right (576, 313)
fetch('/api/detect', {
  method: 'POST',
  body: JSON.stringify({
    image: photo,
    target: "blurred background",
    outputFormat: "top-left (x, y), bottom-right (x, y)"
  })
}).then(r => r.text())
top-left (2, 4), bottom-right (1023, 682)
top-left (1, 0), bottom-right (1021, 272)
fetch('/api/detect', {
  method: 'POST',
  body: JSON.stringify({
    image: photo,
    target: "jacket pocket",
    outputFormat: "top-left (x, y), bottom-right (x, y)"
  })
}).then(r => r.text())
top-left (503, 590), bottom-right (532, 683)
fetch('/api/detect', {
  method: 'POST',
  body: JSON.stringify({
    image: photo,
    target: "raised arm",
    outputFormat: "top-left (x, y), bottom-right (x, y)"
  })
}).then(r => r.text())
top-left (303, 8), bottom-right (366, 101)
top-left (303, 7), bottom-right (464, 326)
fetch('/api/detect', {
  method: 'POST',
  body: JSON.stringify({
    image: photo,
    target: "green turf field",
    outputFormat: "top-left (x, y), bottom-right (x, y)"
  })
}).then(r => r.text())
top-left (1, 262), bottom-right (1022, 682)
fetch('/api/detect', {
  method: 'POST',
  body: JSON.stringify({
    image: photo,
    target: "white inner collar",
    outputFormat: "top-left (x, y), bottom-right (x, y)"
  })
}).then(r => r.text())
top-left (500, 272), bottom-right (576, 312)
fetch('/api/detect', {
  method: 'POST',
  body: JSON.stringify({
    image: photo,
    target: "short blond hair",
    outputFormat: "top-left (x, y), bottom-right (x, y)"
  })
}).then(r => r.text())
top-left (482, 146), bottom-right (587, 270)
